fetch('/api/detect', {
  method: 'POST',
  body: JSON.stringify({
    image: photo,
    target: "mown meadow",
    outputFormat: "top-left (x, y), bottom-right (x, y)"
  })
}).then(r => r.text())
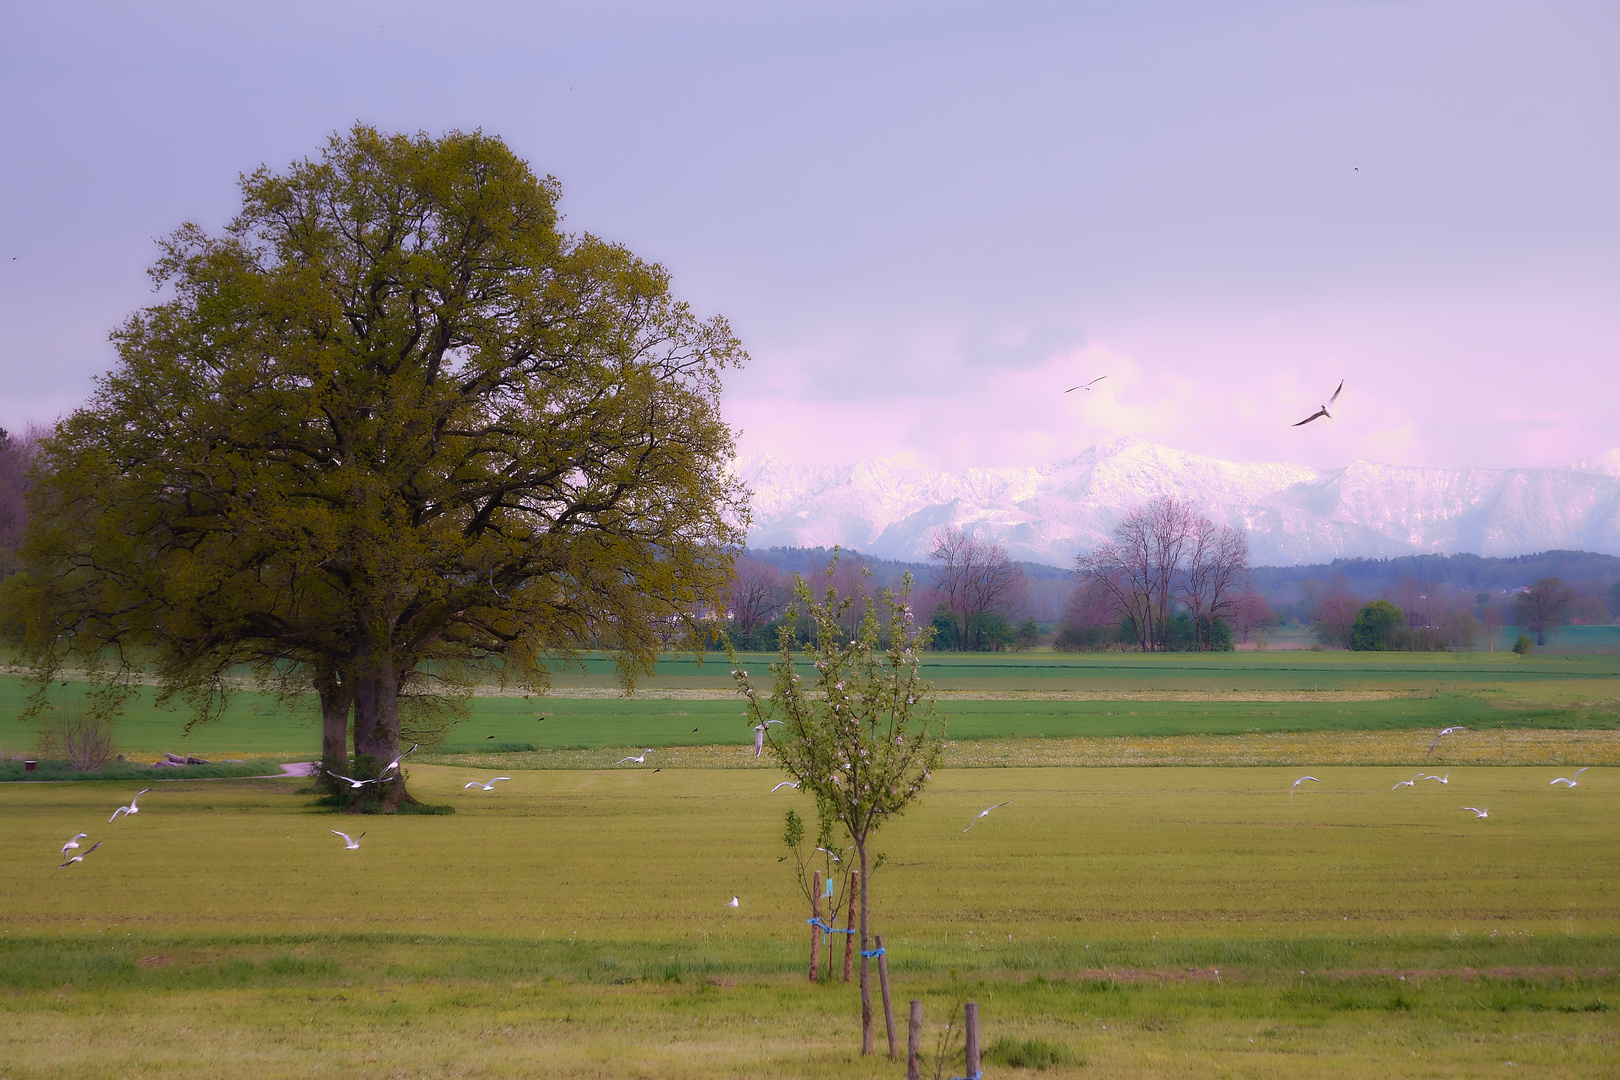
top-left (3, 651), bottom-right (1618, 1077)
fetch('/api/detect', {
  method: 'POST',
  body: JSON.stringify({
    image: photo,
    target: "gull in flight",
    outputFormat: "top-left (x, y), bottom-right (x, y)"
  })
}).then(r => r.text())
top-left (1426, 727), bottom-right (1467, 757)
top-left (326, 770), bottom-right (374, 789)
top-left (963, 801), bottom-right (1011, 832)
top-left (57, 841), bottom-right (102, 868)
top-left (1461, 806), bottom-right (1489, 819)
top-left (331, 830), bottom-right (366, 850)
top-left (1293, 380), bottom-right (1344, 426)
top-left (463, 777), bottom-right (513, 791)
top-left (1550, 768), bottom-right (1588, 788)
top-left (1065, 376), bottom-right (1107, 393)
top-left (1391, 775), bottom-right (1421, 791)
top-left (615, 750), bottom-right (654, 765)
top-left (61, 833), bottom-right (88, 856)
top-left (378, 742), bottom-right (419, 777)
top-left (771, 781), bottom-right (800, 792)
top-left (1421, 771), bottom-right (1454, 785)
top-left (727, 896), bottom-right (739, 908)
top-left (109, 789), bottom-right (152, 822)
top-left (1290, 776), bottom-right (1320, 803)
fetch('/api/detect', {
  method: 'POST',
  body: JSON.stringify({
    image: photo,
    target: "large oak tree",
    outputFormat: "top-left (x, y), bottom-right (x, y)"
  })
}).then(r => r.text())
top-left (6, 126), bottom-right (747, 808)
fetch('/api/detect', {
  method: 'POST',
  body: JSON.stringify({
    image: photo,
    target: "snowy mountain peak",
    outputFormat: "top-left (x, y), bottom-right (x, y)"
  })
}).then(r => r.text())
top-left (738, 440), bottom-right (1620, 566)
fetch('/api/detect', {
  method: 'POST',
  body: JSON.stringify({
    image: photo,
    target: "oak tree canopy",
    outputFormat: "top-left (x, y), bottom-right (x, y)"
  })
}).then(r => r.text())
top-left (7, 126), bottom-right (747, 808)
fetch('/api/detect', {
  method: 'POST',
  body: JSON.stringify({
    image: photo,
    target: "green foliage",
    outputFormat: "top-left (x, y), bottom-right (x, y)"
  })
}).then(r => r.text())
top-left (984, 1036), bottom-right (1081, 1070)
top-left (1013, 617), bottom-right (1041, 650)
top-left (1514, 635), bottom-right (1534, 655)
top-left (967, 610), bottom-right (1017, 651)
top-left (4, 125), bottom-right (746, 807)
top-left (1351, 600), bottom-right (1405, 651)
top-left (928, 602), bottom-right (958, 650)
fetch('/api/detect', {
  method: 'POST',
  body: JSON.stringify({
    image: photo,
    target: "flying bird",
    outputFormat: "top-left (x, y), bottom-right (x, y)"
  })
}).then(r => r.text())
top-left (463, 777), bottom-right (512, 791)
top-left (1391, 776), bottom-right (1419, 791)
top-left (727, 896), bottom-right (739, 908)
top-left (109, 789), bottom-right (152, 822)
top-left (1421, 771), bottom-right (1454, 785)
top-left (57, 841), bottom-right (102, 868)
top-left (1065, 376), bottom-right (1107, 393)
top-left (963, 801), bottom-right (1011, 832)
top-left (1461, 806), bottom-right (1489, 819)
top-left (325, 770), bottom-right (374, 789)
top-left (1550, 768), bottom-right (1589, 788)
top-left (615, 750), bottom-right (654, 765)
top-left (61, 833), bottom-right (88, 855)
top-left (771, 781), bottom-right (800, 792)
top-left (1292, 380), bottom-right (1344, 427)
top-left (1290, 776), bottom-right (1320, 803)
top-left (1426, 727), bottom-right (1467, 757)
top-left (378, 743), bottom-right (419, 776)
top-left (331, 830), bottom-right (366, 849)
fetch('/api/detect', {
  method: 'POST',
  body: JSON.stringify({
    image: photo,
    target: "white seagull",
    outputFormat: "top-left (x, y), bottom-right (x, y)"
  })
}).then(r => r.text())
top-left (1290, 776), bottom-right (1320, 803)
top-left (61, 833), bottom-right (88, 855)
top-left (963, 801), bottom-right (1011, 832)
top-left (1427, 727), bottom-right (1468, 757)
top-left (326, 770), bottom-right (374, 789)
top-left (463, 777), bottom-right (513, 791)
top-left (1550, 768), bottom-right (1588, 788)
top-left (771, 781), bottom-right (800, 792)
top-left (1391, 776), bottom-right (1419, 791)
top-left (378, 742), bottom-right (420, 777)
top-left (614, 749), bottom-right (654, 765)
top-left (1461, 806), bottom-right (1489, 819)
top-left (331, 830), bottom-right (366, 849)
top-left (727, 896), bottom-right (739, 908)
top-left (109, 789), bottom-right (152, 822)
top-left (1293, 380), bottom-right (1344, 426)
top-left (1065, 376), bottom-right (1107, 393)
top-left (57, 841), bottom-right (102, 869)
top-left (1421, 771), bottom-right (1454, 785)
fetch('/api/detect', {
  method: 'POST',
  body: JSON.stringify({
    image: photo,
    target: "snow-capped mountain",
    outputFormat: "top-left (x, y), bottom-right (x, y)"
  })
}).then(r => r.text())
top-left (735, 436), bottom-right (1620, 566)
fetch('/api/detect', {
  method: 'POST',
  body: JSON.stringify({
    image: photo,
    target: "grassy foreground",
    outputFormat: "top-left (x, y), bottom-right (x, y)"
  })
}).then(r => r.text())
top-left (3, 764), bottom-right (1617, 1077)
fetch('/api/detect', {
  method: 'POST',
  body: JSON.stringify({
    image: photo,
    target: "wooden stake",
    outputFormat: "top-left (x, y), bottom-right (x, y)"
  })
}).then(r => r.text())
top-left (809, 870), bottom-right (822, 983)
top-left (843, 869), bottom-right (858, 983)
top-left (965, 1001), bottom-right (980, 1079)
top-left (907, 999), bottom-right (922, 1080)
top-left (877, 934), bottom-right (896, 1057)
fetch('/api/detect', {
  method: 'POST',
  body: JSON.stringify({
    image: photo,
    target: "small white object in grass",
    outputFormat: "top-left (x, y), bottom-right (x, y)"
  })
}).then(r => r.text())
top-left (109, 789), bottom-right (152, 822)
top-left (771, 781), bottom-right (799, 792)
top-left (614, 750), bottom-right (654, 765)
top-left (1290, 776), bottom-right (1319, 803)
top-left (1550, 768), bottom-right (1588, 788)
top-left (331, 830), bottom-right (366, 849)
top-left (963, 801), bottom-right (1011, 832)
top-left (62, 833), bottom-right (88, 855)
top-left (727, 896), bottom-right (739, 908)
top-left (1462, 806), bottom-right (1489, 819)
top-left (463, 777), bottom-right (512, 791)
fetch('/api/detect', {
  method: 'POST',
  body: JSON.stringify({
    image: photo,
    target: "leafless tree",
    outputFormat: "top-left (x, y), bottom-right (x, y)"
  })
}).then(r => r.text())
top-left (729, 555), bottom-right (789, 647)
top-left (1311, 573), bottom-right (1361, 648)
top-left (1174, 515), bottom-right (1251, 650)
top-left (1075, 497), bottom-right (1199, 651)
top-left (929, 528), bottom-right (1027, 651)
top-left (0, 424), bottom-right (42, 581)
top-left (1513, 577), bottom-right (1576, 646)
top-left (1230, 590), bottom-right (1272, 644)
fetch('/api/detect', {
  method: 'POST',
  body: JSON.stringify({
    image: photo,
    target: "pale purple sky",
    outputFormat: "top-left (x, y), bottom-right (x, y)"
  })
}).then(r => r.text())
top-left (2, 1), bottom-right (1615, 471)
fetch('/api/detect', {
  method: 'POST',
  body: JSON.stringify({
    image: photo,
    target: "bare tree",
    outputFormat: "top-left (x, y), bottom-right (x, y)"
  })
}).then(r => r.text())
top-left (0, 425), bottom-right (42, 581)
top-left (1174, 516), bottom-right (1250, 650)
top-left (1230, 590), bottom-right (1272, 644)
top-left (1311, 573), bottom-right (1360, 648)
top-left (1513, 577), bottom-right (1576, 646)
top-left (1075, 497), bottom-right (1197, 651)
top-left (928, 529), bottom-right (1026, 651)
top-left (729, 555), bottom-right (789, 647)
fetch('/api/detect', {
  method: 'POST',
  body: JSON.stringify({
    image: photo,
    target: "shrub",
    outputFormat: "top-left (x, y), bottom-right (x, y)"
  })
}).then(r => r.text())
top-left (35, 707), bottom-right (115, 772)
top-left (1513, 635), bottom-right (1533, 655)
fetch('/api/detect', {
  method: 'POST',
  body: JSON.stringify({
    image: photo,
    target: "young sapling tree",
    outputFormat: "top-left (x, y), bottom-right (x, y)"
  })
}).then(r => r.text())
top-left (730, 561), bottom-right (943, 1055)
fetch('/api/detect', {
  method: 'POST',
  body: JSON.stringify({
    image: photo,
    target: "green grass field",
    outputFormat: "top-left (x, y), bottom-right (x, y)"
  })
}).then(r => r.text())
top-left (4, 764), bottom-right (1617, 1077)
top-left (5, 650), bottom-right (1619, 1076)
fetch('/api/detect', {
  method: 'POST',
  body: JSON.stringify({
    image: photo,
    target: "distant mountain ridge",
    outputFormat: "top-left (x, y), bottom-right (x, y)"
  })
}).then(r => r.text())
top-left (735, 436), bottom-right (1620, 567)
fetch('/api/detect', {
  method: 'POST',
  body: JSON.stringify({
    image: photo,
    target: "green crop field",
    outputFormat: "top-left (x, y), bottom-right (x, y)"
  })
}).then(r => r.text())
top-left (4, 764), bottom-right (1617, 1077)
top-left (5, 650), bottom-right (1618, 1076)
